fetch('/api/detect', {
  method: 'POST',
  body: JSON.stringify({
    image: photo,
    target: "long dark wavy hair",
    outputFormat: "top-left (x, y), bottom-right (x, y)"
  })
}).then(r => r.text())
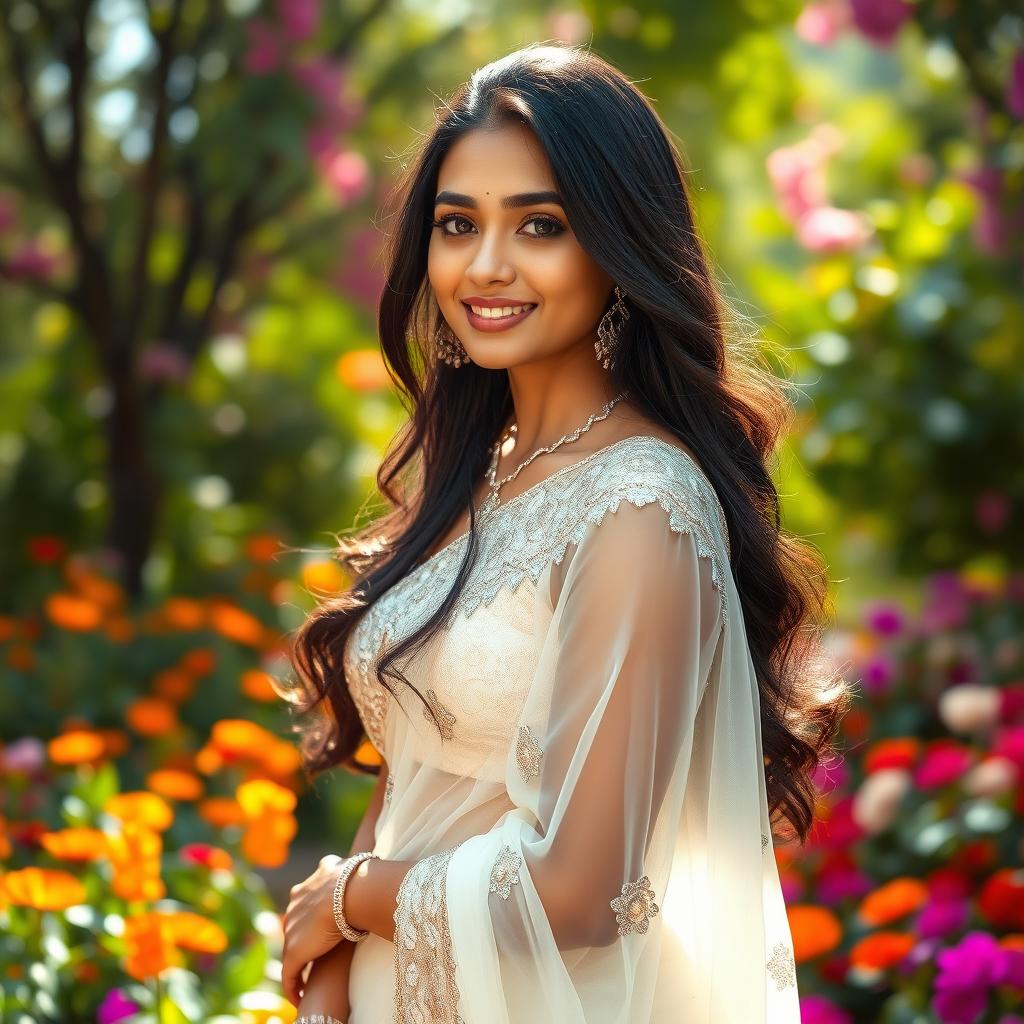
top-left (285, 41), bottom-right (851, 845)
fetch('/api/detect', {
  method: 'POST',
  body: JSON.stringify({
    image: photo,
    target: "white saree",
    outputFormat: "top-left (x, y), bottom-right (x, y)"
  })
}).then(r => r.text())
top-left (341, 435), bottom-right (800, 1023)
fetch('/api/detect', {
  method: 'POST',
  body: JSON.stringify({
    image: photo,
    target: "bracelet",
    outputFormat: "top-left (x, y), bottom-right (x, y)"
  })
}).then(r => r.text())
top-left (295, 1017), bottom-right (346, 1023)
top-left (331, 850), bottom-right (379, 942)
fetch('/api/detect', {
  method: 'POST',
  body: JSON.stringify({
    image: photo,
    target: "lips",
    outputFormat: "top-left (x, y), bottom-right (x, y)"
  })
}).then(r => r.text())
top-left (462, 301), bottom-right (537, 333)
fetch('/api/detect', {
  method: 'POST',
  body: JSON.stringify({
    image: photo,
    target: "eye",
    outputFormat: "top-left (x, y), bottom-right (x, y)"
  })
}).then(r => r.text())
top-left (429, 213), bottom-right (566, 238)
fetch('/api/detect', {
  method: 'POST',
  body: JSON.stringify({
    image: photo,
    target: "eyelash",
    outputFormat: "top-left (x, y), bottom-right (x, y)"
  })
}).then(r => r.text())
top-left (429, 213), bottom-right (566, 239)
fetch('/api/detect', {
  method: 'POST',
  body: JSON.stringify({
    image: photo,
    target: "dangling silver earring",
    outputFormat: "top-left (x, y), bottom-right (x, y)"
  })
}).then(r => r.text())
top-left (595, 285), bottom-right (629, 370)
top-left (434, 319), bottom-right (471, 367)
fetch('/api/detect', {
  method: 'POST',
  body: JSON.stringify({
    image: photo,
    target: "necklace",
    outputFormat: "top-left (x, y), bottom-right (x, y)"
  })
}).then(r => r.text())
top-left (478, 391), bottom-right (629, 519)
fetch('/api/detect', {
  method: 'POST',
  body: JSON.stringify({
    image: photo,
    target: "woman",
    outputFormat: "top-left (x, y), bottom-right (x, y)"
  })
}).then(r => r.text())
top-left (280, 40), bottom-right (849, 1023)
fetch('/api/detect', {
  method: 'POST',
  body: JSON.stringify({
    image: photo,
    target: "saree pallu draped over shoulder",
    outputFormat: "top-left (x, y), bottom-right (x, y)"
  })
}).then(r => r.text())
top-left (341, 436), bottom-right (801, 1024)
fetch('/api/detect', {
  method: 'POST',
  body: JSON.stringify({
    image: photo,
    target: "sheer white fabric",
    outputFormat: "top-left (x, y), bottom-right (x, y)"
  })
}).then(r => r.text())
top-left (341, 435), bottom-right (800, 1023)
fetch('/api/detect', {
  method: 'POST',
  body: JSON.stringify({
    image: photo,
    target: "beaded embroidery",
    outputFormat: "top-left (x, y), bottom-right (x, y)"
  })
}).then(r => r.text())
top-left (385, 772), bottom-right (394, 806)
top-left (515, 725), bottom-right (543, 782)
top-left (766, 941), bottom-right (797, 990)
top-left (610, 875), bottom-right (660, 936)
top-left (422, 688), bottom-right (457, 741)
top-left (488, 845), bottom-right (523, 900)
top-left (394, 844), bottom-right (467, 1024)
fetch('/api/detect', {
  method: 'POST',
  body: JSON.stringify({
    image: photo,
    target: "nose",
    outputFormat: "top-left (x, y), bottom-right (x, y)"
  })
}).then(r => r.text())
top-left (465, 228), bottom-right (516, 287)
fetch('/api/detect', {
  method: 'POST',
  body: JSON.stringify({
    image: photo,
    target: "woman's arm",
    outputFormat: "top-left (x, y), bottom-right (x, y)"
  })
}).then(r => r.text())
top-left (293, 762), bottom-right (388, 1015)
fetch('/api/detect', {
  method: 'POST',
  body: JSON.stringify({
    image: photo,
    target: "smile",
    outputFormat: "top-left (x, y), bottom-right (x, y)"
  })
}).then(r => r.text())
top-left (462, 302), bottom-right (537, 332)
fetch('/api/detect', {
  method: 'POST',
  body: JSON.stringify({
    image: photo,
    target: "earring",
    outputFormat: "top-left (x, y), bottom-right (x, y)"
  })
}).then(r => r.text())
top-left (434, 319), bottom-right (471, 367)
top-left (595, 285), bottom-right (629, 370)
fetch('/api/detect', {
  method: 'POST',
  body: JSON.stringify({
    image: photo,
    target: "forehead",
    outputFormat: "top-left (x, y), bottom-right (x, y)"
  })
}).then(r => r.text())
top-left (436, 123), bottom-right (556, 194)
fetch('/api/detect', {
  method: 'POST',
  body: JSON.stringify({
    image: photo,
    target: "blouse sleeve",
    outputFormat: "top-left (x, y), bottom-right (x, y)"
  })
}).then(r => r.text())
top-left (391, 498), bottom-right (800, 1024)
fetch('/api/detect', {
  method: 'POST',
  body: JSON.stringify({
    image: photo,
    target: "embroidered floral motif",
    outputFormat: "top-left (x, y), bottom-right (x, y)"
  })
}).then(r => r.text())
top-left (515, 725), bottom-right (543, 782)
top-left (766, 941), bottom-right (797, 990)
top-left (762, 832), bottom-right (769, 850)
top-left (610, 875), bottom-right (660, 936)
top-left (393, 844), bottom-right (467, 1023)
top-left (422, 688), bottom-right (456, 740)
top-left (385, 772), bottom-right (394, 805)
top-left (488, 845), bottom-right (522, 900)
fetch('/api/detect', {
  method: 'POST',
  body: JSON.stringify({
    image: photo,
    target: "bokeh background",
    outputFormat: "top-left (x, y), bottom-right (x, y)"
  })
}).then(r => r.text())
top-left (1, 1), bottom-right (1022, 1022)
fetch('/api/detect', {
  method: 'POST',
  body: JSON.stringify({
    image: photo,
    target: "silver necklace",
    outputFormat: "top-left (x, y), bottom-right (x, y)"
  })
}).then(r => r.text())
top-left (478, 391), bottom-right (629, 518)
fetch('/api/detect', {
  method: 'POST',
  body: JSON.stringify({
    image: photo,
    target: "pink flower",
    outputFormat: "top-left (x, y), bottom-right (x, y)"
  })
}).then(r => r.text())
top-left (993, 725), bottom-right (1024, 772)
top-left (852, 767), bottom-right (910, 834)
top-left (98, 989), bottom-right (140, 1024)
top-left (292, 56), bottom-right (362, 135)
top-left (276, 0), bottom-right (320, 42)
top-left (816, 865), bottom-right (873, 905)
top-left (795, 1), bottom-right (851, 46)
top-left (243, 19), bottom-right (282, 75)
top-left (961, 166), bottom-right (1007, 258)
top-left (6, 239), bottom-right (59, 279)
top-left (914, 741), bottom-right (974, 790)
top-left (138, 341), bottom-right (190, 383)
top-left (849, 0), bottom-right (914, 47)
top-left (2, 737), bottom-right (46, 775)
top-left (962, 757), bottom-right (1018, 798)
top-left (800, 994), bottom-right (852, 1024)
top-left (1008, 52), bottom-right (1024, 120)
top-left (321, 148), bottom-right (370, 205)
top-left (861, 652), bottom-right (897, 696)
top-left (766, 139), bottom-right (829, 221)
top-left (796, 206), bottom-right (873, 252)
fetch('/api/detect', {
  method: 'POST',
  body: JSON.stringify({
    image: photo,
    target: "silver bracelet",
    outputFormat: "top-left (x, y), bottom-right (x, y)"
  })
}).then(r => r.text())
top-left (332, 850), bottom-right (379, 942)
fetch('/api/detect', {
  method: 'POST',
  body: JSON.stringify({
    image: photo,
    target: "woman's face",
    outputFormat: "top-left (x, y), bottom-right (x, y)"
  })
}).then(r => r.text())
top-left (427, 122), bottom-right (614, 370)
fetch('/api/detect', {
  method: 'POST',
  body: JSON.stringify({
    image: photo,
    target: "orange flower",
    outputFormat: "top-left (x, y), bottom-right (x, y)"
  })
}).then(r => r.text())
top-left (179, 647), bottom-right (216, 676)
top-left (39, 828), bottom-right (108, 862)
top-left (152, 668), bottom-right (196, 702)
top-left (1, 867), bottom-right (86, 910)
top-left (208, 601), bottom-right (264, 646)
top-left (245, 533), bottom-right (284, 563)
top-left (241, 668), bottom-right (280, 702)
top-left (301, 560), bottom-right (347, 595)
top-left (198, 797), bottom-right (246, 828)
top-left (162, 597), bottom-right (205, 630)
top-left (123, 911), bottom-right (179, 980)
top-left (787, 904), bottom-right (842, 962)
top-left (125, 696), bottom-right (179, 737)
top-left (146, 769), bottom-right (203, 802)
top-left (260, 739), bottom-right (303, 778)
top-left (97, 728), bottom-right (130, 758)
top-left (48, 729), bottom-right (105, 766)
top-left (354, 738), bottom-right (383, 767)
top-left (44, 592), bottom-right (103, 631)
top-left (848, 931), bottom-right (916, 971)
top-left (336, 348), bottom-right (392, 392)
top-left (64, 560), bottom-right (124, 610)
top-left (241, 811), bottom-right (298, 868)
top-left (162, 910), bottom-right (228, 953)
top-left (210, 719), bottom-right (279, 760)
top-left (104, 792), bottom-right (174, 831)
top-left (107, 823), bottom-right (164, 902)
top-left (858, 877), bottom-right (929, 926)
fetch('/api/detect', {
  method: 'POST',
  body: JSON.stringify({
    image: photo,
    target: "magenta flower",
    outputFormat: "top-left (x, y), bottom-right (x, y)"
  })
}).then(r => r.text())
top-left (800, 993), bottom-right (852, 1024)
top-left (1008, 52), bottom-right (1024, 119)
top-left (816, 866), bottom-right (873, 905)
top-left (861, 652), bottom-right (897, 696)
top-left (917, 899), bottom-right (969, 940)
top-left (276, 0), bottom-right (320, 42)
top-left (914, 742), bottom-right (973, 789)
top-left (243, 19), bottom-right (281, 75)
top-left (849, 0), bottom-right (914, 47)
top-left (2, 736), bottom-right (46, 774)
top-left (993, 725), bottom-right (1024, 772)
top-left (97, 989), bottom-right (140, 1024)
top-left (865, 600), bottom-right (906, 636)
top-left (932, 932), bottom-right (1019, 1024)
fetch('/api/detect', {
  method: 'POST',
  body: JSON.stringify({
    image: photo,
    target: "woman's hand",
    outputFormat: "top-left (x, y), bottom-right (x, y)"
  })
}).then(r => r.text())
top-left (295, 939), bottom-right (355, 1021)
top-left (283, 854), bottom-right (346, 1006)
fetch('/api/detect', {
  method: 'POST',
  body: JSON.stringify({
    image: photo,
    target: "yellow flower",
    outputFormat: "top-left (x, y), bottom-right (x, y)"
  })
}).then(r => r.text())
top-left (104, 791), bottom-right (174, 831)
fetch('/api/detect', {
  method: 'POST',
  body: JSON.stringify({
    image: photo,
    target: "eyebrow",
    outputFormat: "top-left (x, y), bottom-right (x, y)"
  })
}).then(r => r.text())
top-left (433, 189), bottom-right (564, 209)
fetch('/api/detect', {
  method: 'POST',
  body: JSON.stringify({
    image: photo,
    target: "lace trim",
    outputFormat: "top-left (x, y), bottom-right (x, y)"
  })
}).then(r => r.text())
top-left (345, 437), bottom-right (731, 747)
top-left (393, 844), bottom-right (466, 1024)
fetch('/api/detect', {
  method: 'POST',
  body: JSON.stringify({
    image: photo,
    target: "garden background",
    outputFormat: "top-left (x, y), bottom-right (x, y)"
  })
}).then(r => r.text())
top-left (1, 0), bottom-right (1022, 1022)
